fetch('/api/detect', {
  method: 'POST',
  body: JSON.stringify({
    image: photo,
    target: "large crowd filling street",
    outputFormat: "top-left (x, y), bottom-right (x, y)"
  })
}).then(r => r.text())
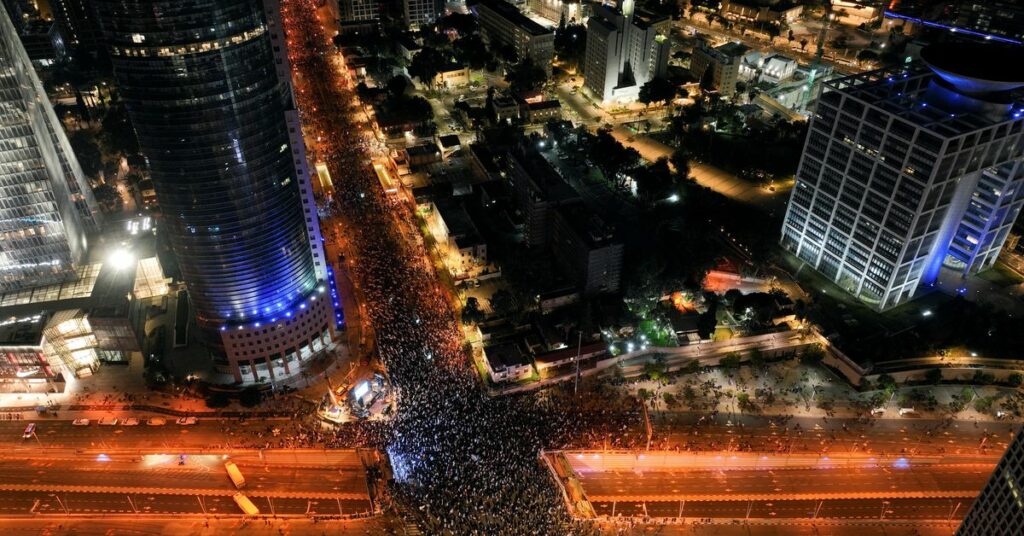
top-left (279, 1), bottom-right (640, 533)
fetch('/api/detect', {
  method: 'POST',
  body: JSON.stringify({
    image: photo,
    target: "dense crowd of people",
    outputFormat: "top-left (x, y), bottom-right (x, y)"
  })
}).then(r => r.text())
top-left (280, 1), bottom-right (639, 533)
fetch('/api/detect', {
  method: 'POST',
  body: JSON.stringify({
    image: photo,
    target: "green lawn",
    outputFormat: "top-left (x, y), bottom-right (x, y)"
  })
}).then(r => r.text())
top-left (637, 318), bottom-right (676, 347)
top-left (975, 262), bottom-right (1024, 287)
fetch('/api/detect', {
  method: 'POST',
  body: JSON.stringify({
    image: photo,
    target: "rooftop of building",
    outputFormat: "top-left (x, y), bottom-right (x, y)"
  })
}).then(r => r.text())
top-left (534, 341), bottom-right (607, 365)
top-left (715, 41), bottom-right (751, 58)
top-left (439, 134), bottom-right (462, 148)
top-left (485, 341), bottom-right (531, 370)
top-left (0, 313), bottom-right (46, 347)
top-left (528, 100), bottom-right (561, 110)
top-left (406, 143), bottom-right (442, 158)
top-left (554, 204), bottom-right (619, 248)
top-left (434, 199), bottom-right (480, 240)
top-left (825, 62), bottom-right (1024, 138)
top-left (724, 0), bottom-right (800, 12)
top-left (0, 218), bottom-right (158, 320)
top-left (396, 34), bottom-right (422, 52)
top-left (920, 41), bottom-right (1024, 93)
top-left (469, 143), bottom-right (500, 173)
top-left (477, 0), bottom-right (553, 36)
top-left (510, 146), bottom-right (580, 203)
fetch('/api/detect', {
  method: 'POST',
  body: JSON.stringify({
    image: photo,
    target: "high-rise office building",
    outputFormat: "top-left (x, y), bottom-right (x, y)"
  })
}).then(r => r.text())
top-left (49, 0), bottom-right (103, 54)
top-left (403, 0), bottom-right (440, 30)
top-left (956, 1), bottom-right (1024, 43)
top-left (956, 427), bottom-right (1024, 535)
top-left (95, 0), bottom-right (334, 384)
top-left (0, 1), bottom-right (100, 293)
top-left (338, 0), bottom-right (381, 22)
top-left (780, 43), bottom-right (1024, 311)
top-left (583, 0), bottom-right (670, 103)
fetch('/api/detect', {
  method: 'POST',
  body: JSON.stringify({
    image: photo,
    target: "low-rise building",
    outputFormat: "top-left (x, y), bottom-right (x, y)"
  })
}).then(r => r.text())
top-left (534, 341), bottom-right (607, 371)
top-left (434, 65), bottom-right (473, 88)
top-left (491, 92), bottom-right (521, 124)
top-left (0, 314), bottom-right (61, 392)
top-left (759, 54), bottom-right (798, 84)
top-left (484, 341), bottom-right (533, 382)
top-left (832, 0), bottom-right (883, 27)
top-left (720, 0), bottom-right (802, 25)
top-left (426, 199), bottom-right (488, 278)
top-left (524, 99), bottom-right (562, 123)
top-left (396, 34), bottom-right (422, 62)
top-left (689, 40), bottom-right (749, 98)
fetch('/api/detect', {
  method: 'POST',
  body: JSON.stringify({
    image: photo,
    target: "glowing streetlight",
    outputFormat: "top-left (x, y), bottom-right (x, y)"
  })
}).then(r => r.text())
top-left (107, 247), bottom-right (135, 271)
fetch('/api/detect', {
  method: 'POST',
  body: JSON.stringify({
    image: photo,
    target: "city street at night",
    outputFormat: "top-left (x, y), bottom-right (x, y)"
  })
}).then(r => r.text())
top-left (1, 0), bottom-right (1022, 532)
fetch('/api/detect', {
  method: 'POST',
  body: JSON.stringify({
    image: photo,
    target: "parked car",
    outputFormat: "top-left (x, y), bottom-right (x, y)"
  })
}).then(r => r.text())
top-left (146, 418), bottom-right (166, 426)
top-left (22, 423), bottom-right (35, 438)
top-left (72, 419), bottom-right (90, 426)
top-left (121, 418), bottom-right (139, 426)
top-left (98, 417), bottom-right (118, 426)
top-left (176, 417), bottom-right (197, 426)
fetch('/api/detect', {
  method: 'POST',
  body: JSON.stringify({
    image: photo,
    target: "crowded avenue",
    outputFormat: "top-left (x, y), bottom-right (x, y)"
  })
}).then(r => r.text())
top-left (282, 0), bottom-right (637, 533)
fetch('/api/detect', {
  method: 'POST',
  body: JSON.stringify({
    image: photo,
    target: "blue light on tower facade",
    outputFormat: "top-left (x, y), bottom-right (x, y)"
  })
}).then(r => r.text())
top-left (780, 51), bottom-right (1024, 312)
top-left (96, 0), bottom-right (337, 383)
top-left (883, 11), bottom-right (1023, 46)
top-left (95, 0), bottom-right (319, 329)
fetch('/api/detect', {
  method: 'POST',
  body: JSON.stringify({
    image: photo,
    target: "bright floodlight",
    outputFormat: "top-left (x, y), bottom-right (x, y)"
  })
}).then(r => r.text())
top-left (107, 247), bottom-right (135, 271)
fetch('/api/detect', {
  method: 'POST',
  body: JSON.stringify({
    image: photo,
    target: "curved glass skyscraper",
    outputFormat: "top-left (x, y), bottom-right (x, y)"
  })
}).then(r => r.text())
top-left (96, 0), bottom-right (334, 384)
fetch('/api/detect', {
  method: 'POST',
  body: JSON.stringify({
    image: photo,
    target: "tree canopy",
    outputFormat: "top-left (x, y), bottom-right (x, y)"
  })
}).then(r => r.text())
top-left (70, 131), bottom-right (103, 177)
top-left (505, 57), bottom-right (547, 94)
top-left (408, 47), bottom-right (449, 87)
top-left (638, 77), bottom-right (677, 107)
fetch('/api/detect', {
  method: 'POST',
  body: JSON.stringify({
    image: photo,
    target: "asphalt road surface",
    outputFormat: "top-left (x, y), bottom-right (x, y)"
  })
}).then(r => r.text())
top-left (0, 419), bottom-right (296, 450)
top-left (0, 448), bottom-right (373, 517)
top-left (592, 496), bottom-right (972, 521)
top-left (18, 491), bottom-right (370, 516)
top-left (577, 464), bottom-right (990, 501)
top-left (0, 456), bottom-right (368, 498)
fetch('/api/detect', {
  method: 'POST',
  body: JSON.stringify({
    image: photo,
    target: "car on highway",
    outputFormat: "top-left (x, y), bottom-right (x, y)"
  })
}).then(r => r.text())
top-left (72, 419), bottom-right (90, 426)
top-left (98, 417), bottom-right (118, 426)
top-left (121, 418), bottom-right (139, 426)
top-left (146, 418), bottom-right (166, 426)
top-left (22, 423), bottom-right (35, 439)
top-left (176, 417), bottom-right (197, 425)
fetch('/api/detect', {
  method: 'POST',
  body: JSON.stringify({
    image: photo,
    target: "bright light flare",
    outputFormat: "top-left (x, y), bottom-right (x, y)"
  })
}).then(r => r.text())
top-left (107, 247), bottom-right (135, 271)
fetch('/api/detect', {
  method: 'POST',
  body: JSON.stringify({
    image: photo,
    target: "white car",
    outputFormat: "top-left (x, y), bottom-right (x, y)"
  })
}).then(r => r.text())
top-left (72, 418), bottom-right (90, 426)
top-left (121, 418), bottom-right (139, 426)
top-left (176, 417), bottom-right (197, 426)
top-left (98, 417), bottom-right (118, 426)
top-left (146, 418), bottom-right (166, 426)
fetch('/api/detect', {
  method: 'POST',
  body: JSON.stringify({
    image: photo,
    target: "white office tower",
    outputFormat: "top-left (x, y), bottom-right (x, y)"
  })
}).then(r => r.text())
top-left (780, 42), bottom-right (1024, 311)
top-left (0, 2), bottom-right (100, 293)
top-left (956, 428), bottom-right (1024, 535)
top-left (583, 0), bottom-right (670, 103)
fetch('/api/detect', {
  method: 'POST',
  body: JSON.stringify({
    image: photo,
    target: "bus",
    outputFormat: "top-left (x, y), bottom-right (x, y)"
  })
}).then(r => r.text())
top-left (232, 493), bottom-right (260, 515)
top-left (224, 461), bottom-right (245, 489)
